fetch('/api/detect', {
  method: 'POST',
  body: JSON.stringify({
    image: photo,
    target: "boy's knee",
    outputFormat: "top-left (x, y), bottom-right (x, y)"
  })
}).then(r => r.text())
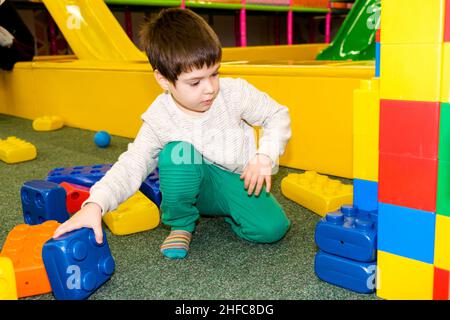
top-left (159, 141), bottom-right (203, 167)
top-left (247, 213), bottom-right (291, 244)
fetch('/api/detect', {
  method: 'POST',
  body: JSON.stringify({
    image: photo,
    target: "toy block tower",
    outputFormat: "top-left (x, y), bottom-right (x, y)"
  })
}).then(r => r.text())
top-left (375, 0), bottom-right (450, 299)
top-left (352, 0), bottom-right (380, 214)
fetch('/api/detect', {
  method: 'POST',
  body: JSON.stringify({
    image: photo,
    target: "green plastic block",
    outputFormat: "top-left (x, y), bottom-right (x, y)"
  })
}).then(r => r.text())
top-left (439, 103), bottom-right (450, 161)
top-left (437, 159), bottom-right (450, 217)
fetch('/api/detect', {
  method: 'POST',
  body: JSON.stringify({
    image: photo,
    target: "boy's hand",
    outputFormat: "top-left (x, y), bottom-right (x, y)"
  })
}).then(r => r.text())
top-left (240, 153), bottom-right (272, 196)
top-left (53, 202), bottom-right (104, 244)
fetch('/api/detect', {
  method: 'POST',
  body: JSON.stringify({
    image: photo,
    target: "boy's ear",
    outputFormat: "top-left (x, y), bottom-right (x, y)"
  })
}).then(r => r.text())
top-left (153, 70), bottom-right (170, 91)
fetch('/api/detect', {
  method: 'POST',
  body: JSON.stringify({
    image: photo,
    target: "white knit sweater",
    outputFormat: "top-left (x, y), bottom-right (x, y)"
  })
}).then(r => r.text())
top-left (85, 77), bottom-right (292, 215)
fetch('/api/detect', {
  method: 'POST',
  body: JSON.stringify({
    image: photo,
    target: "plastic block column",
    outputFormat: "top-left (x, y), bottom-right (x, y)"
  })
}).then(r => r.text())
top-left (376, 0), bottom-right (449, 300)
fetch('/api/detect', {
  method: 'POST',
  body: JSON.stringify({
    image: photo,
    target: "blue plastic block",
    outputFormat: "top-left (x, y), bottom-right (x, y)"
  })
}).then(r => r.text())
top-left (354, 179), bottom-right (378, 212)
top-left (42, 227), bottom-right (115, 300)
top-left (47, 164), bottom-right (113, 187)
top-left (375, 42), bottom-right (380, 77)
top-left (21, 180), bottom-right (70, 225)
top-left (378, 202), bottom-right (435, 264)
top-left (139, 168), bottom-right (161, 207)
top-left (315, 250), bottom-right (376, 294)
top-left (315, 205), bottom-right (377, 262)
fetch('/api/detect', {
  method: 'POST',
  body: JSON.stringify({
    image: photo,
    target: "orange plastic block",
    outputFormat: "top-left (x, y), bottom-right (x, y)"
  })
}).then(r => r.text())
top-left (0, 257), bottom-right (17, 300)
top-left (32, 116), bottom-right (64, 131)
top-left (59, 182), bottom-right (90, 214)
top-left (0, 136), bottom-right (37, 164)
top-left (1, 221), bottom-right (60, 298)
top-left (280, 171), bottom-right (353, 217)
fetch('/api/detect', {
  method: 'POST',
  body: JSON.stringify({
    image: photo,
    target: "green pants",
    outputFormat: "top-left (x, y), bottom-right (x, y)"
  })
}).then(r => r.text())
top-left (158, 141), bottom-right (291, 243)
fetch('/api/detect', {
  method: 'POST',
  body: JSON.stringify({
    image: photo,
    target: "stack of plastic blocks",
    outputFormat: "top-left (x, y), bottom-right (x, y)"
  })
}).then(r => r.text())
top-left (281, 171), bottom-right (353, 217)
top-left (314, 205), bottom-right (377, 294)
top-left (103, 191), bottom-right (160, 235)
top-left (0, 136), bottom-right (37, 164)
top-left (47, 164), bottom-right (161, 207)
top-left (32, 116), bottom-right (64, 131)
top-left (376, 0), bottom-right (450, 300)
top-left (0, 221), bottom-right (60, 298)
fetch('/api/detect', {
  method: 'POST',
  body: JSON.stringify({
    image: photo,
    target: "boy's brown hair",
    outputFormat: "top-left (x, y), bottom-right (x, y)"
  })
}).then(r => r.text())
top-left (140, 8), bottom-right (222, 84)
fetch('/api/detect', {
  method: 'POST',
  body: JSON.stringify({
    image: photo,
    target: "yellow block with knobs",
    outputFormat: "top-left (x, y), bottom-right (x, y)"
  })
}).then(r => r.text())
top-left (280, 171), bottom-right (353, 217)
top-left (0, 136), bottom-right (37, 164)
top-left (32, 116), bottom-right (64, 131)
top-left (103, 191), bottom-right (160, 236)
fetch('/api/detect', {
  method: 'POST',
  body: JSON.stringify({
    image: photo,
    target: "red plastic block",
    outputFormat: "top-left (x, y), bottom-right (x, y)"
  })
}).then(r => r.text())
top-left (434, 267), bottom-right (450, 300)
top-left (0, 221), bottom-right (60, 298)
top-left (379, 100), bottom-right (440, 159)
top-left (376, 29), bottom-right (381, 43)
top-left (379, 152), bottom-right (438, 212)
top-left (445, 0), bottom-right (450, 42)
top-left (59, 182), bottom-right (90, 214)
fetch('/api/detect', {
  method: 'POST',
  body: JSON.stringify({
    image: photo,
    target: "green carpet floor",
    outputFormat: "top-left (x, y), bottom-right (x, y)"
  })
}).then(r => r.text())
top-left (0, 114), bottom-right (378, 300)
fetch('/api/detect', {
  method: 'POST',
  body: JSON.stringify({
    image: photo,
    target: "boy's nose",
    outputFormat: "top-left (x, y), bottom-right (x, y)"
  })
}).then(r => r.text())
top-left (204, 79), bottom-right (215, 94)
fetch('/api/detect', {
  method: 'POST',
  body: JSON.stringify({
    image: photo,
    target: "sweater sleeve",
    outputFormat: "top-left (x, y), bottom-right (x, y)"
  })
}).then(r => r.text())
top-left (236, 78), bottom-right (292, 168)
top-left (82, 120), bottom-right (162, 215)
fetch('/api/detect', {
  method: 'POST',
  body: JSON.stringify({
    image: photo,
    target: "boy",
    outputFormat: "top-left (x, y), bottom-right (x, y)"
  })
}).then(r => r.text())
top-left (0, 0), bottom-right (35, 70)
top-left (53, 8), bottom-right (292, 260)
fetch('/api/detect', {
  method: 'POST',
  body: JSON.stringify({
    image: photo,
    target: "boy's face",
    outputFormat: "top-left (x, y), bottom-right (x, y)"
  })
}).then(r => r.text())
top-left (161, 63), bottom-right (220, 115)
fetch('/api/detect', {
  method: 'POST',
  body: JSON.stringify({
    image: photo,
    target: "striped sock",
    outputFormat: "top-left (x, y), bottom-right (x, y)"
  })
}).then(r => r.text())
top-left (160, 230), bottom-right (192, 259)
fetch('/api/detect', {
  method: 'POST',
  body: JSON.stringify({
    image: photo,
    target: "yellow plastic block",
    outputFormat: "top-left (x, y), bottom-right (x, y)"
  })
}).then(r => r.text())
top-left (442, 43), bottom-right (450, 104)
top-left (0, 257), bottom-right (18, 300)
top-left (280, 171), bottom-right (353, 217)
top-left (0, 136), bottom-right (37, 164)
top-left (380, 44), bottom-right (442, 102)
top-left (377, 250), bottom-right (434, 300)
top-left (353, 135), bottom-right (378, 182)
top-left (381, 0), bottom-right (446, 44)
top-left (353, 78), bottom-right (380, 138)
top-left (103, 191), bottom-right (160, 235)
top-left (32, 116), bottom-right (64, 131)
top-left (435, 214), bottom-right (450, 270)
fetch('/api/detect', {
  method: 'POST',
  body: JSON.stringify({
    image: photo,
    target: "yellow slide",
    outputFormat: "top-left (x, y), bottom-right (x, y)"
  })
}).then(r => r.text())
top-left (41, 0), bottom-right (146, 61)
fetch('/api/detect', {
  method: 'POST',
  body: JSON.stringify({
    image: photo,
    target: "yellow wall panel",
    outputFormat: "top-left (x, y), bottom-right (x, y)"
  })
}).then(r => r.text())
top-left (237, 75), bottom-right (361, 178)
top-left (377, 250), bottom-right (434, 300)
top-left (380, 44), bottom-right (442, 102)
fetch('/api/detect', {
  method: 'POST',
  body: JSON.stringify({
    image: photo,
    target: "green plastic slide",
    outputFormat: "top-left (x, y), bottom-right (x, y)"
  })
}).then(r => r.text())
top-left (316, 0), bottom-right (380, 61)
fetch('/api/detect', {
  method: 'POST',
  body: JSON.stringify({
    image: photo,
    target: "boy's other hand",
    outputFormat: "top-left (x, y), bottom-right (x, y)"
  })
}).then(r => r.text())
top-left (240, 154), bottom-right (272, 196)
top-left (53, 202), bottom-right (104, 244)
